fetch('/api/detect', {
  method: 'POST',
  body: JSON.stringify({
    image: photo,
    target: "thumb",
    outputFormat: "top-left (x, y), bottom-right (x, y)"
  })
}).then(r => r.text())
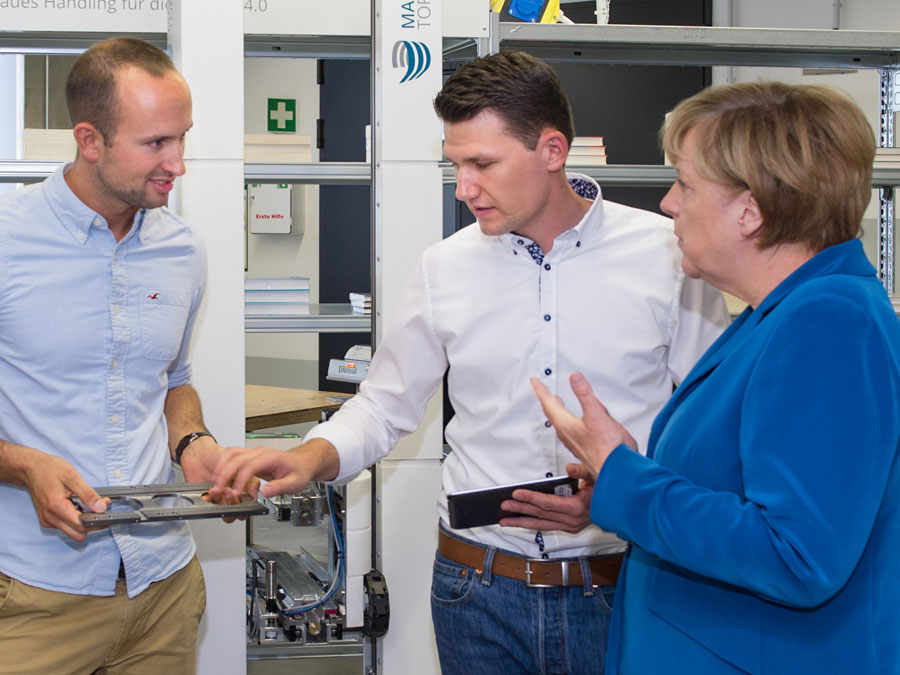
top-left (260, 477), bottom-right (304, 499)
top-left (567, 462), bottom-right (596, 483)
top-left (68, 477), bottom-right (107, 513)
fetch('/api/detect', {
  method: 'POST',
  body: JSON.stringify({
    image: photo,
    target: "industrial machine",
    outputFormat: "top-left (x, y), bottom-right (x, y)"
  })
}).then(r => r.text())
top-left (245, 344), bottom-right (388, 655)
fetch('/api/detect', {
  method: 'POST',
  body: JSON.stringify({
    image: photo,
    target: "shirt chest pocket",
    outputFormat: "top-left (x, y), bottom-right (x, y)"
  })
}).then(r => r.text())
top-left (139, 288), bottom-right (191, 362)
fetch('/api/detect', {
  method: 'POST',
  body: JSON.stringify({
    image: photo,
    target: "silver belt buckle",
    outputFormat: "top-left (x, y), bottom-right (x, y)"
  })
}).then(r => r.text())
top-left (525, 558), bottom-right (568, 588)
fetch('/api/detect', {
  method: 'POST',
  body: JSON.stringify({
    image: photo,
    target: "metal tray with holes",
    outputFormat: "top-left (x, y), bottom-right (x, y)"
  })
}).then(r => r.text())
top-left (70, 482), bottom-right (270, 525)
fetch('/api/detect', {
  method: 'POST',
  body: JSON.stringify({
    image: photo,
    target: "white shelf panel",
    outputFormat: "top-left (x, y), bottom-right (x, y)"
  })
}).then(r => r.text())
top-left (498, 23), bottom-right (900, 69)
top-left (245, 162), bottom-right (371, 185)
top-left (245, 304), bottom-right (371, 333)
top-left (4, 161), bottom-right (897, 189)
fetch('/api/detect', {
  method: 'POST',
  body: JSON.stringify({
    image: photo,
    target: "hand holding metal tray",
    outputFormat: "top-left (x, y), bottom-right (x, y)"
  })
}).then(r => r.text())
top-left (70, 482), bottom-right (270, 525)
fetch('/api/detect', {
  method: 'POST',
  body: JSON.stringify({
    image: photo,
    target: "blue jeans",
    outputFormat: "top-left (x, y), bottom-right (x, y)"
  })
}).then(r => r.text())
top-left (431, 546), bottom-right (615, 675)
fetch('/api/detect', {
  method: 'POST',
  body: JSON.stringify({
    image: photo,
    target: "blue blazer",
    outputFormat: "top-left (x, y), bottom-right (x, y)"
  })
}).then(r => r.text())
top-left (593, 240), bottom-right (900, 674)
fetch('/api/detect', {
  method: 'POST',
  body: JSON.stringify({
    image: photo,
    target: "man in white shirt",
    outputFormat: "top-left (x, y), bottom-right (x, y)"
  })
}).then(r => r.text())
top-left (214, 51), bottom-right (728, 673)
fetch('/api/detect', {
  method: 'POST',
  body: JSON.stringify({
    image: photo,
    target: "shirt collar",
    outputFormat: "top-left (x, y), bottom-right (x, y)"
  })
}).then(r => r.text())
top-left (502, 173), bottom-right (604, 260)
top-left (45, 164), bottom-right (146, 246)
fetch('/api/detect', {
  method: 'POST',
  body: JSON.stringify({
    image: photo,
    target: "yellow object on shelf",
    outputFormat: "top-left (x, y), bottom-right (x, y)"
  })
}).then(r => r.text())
top-left (491, 0), bottom-right (562, 24)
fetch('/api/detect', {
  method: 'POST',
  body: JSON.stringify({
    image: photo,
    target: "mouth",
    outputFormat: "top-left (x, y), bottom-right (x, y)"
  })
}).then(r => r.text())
top-left (470, 205), bottom-right (495, 218)
top-left (150, 177), bottom-right (175, 193)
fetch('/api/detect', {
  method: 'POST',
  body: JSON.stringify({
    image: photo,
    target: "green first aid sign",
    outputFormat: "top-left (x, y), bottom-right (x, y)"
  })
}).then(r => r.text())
top-left (267, 98), bottom-right (296, 132)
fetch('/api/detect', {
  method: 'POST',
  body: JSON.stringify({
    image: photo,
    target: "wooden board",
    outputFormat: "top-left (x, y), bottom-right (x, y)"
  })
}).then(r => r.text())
top-left (245, 384), bottom-right (350, 431)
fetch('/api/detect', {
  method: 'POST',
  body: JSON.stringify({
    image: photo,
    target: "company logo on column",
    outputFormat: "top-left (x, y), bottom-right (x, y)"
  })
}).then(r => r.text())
top-left (392, 41), bottom-right (431, 83)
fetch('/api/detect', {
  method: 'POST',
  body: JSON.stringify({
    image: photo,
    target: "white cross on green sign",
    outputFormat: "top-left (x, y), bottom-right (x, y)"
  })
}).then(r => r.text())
top-left (267, 98), bottom-right (296, 132)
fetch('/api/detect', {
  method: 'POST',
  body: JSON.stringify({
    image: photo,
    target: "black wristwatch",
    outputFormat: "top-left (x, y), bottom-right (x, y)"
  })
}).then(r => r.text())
top-left (174, 431), bottom-right (215, 465)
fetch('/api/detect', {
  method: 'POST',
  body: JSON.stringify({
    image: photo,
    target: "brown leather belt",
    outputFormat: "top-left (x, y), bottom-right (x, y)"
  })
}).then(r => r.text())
top-left (438, 529), bottom-right (623, 588)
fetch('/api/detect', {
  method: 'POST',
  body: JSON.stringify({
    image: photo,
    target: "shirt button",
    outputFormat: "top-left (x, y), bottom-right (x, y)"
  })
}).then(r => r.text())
top-left (92, 218), bottom-right (102, 228)
top-left (113, 252), bottom-right (118, 261)
top-left (544, 314), bottom-right (551, 322)
top-left (112, 305), bottom-right (120, 314)
top-left (544, 368), bottom-right (552, 375)
top-left (544, 264), bottom-right (551, 270)
top-left (517, 239), bottom-right (524, 245)
top-left (114, 469), bottom-right (122, 479)
top-left (111, 359), bottom-right (118, 369)
top-left (111, 414), bottom-right (119, 424)
top-left (576, 241), bottom-right (582, 247)
top-left (76, 232), bottom-right (86, 242)
top-left (544, 420), bottom-right (552, 428)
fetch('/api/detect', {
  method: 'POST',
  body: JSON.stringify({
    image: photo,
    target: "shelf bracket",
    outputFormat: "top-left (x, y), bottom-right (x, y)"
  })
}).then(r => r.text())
top-left (879, 68), bottom-right (897, 294)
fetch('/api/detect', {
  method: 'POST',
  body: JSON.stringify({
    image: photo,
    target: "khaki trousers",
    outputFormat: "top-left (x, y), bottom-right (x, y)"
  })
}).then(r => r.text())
top-left (0, 556), bottom-right (206, 675)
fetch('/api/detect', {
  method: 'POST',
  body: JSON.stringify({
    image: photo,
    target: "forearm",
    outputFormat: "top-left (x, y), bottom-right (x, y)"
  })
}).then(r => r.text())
top-left (0, 438), bottom-right (36, 486)
top-left (163, 384), bottom-right (211, 460)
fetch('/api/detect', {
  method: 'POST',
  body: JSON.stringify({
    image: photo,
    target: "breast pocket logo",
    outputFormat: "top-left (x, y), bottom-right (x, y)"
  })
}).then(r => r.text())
top-left (392, 40), bottom-right (431, 83)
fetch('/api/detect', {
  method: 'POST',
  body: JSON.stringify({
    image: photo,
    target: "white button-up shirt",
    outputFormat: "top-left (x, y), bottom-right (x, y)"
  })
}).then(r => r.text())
top-left (308, 175), bottom-right (729, 557)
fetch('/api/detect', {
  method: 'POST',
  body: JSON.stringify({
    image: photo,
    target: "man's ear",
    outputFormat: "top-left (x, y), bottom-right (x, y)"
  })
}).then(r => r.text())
top-left (541, 129), bottom-right (569, 172)
top-left (72, 122), bottom-right (104, 163)
top-left (737, 190), bottom-right (764, 239)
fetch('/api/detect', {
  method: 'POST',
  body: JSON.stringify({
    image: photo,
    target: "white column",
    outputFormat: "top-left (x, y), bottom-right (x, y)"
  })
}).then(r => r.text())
top-left (167, 3), bottom-right (247, 674)
top-left (373, 0), bottom-right (444, 672)
top-left (0, 54), bottom-right (24, 196)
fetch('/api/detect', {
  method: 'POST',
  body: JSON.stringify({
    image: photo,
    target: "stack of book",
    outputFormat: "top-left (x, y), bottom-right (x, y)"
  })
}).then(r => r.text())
top-left (875, 147), bottom-right (900, 168)
top-left (567, 136), bottom-right (607, 166)
top-left (245, 277), bottom-right (310, 316)
top-left (349, 292), bottom-right (372, 315)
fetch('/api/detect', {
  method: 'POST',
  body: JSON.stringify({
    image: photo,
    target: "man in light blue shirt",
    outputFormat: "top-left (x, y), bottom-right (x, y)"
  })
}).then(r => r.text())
top-left (0, 38), bottom-right (233, 673)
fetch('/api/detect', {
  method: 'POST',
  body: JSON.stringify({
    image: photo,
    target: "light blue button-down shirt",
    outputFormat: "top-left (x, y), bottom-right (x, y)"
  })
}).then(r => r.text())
top-left (0, 165), bottom-right (205, 598)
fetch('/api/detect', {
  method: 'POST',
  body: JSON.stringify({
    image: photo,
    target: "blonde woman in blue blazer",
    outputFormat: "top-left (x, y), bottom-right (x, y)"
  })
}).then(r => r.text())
top-left (532, 81), bottom-right (900, 674)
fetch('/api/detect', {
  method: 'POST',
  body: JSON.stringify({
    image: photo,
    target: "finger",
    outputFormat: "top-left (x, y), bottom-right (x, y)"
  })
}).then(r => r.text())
top-left (530, 377), bottom-right (564, 414)
top-left (259, 475), bottom-right (306, 498)
top-left (566, 463), bottom-right (595, 483)
top-left (509, 489), bottom-right (578, 515)
top-left (45, 502), bottom-right (89, 542)
top-left (211, 449), bottom-right (251, 490)
top-left (568, 372), bottom-right (611, 421)
top-left (230, 462), bottom-right (266, 498)
top-left (530, 377), bottom-right (578, 430)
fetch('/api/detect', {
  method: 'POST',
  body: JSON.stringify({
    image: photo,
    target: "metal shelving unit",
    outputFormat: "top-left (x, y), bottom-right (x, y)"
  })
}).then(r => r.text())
top-left (492, 20), bottom-right (900, 292)
top-left (4, 160), bottom-right (899, 190)
top-left (2, 21), bottom-right (898, 296)
top-left (244, 303), bottom-right (370, 333)
top-left (493, 23), bottom-right (900, 68)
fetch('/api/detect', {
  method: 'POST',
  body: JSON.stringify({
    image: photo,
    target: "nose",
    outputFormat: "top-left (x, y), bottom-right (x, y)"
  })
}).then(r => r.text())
top-left (161, 141), bottom-right (187, 177)
top-left (455, 166), bottom-right (479, 202)
top-left (660, 183), bottom-right (677, 217)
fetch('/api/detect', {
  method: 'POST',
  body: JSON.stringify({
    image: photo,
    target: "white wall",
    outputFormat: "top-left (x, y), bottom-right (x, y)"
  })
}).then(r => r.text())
top-left (243, 58), bottom-right (320, 383)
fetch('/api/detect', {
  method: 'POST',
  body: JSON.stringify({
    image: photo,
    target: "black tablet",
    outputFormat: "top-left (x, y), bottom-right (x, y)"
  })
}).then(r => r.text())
top-left (447, 475), bottom-right (579, 529)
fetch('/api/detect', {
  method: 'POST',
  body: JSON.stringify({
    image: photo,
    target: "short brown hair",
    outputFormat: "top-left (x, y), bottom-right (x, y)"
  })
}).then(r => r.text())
top-left (433, 50), bottom-right (574, 150)
top-left (66, 37), bottom-right (176, 145)
top-left (662, 81), bottom-right (875, 252)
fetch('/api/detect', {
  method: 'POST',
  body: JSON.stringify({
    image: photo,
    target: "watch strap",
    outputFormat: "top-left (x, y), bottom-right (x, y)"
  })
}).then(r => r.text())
top-left (174, 431), bottom-right (215, 465)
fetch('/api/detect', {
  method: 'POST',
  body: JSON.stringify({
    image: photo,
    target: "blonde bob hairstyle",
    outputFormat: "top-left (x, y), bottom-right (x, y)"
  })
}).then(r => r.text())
top-left (661, 81), bottom-right (875, 252)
